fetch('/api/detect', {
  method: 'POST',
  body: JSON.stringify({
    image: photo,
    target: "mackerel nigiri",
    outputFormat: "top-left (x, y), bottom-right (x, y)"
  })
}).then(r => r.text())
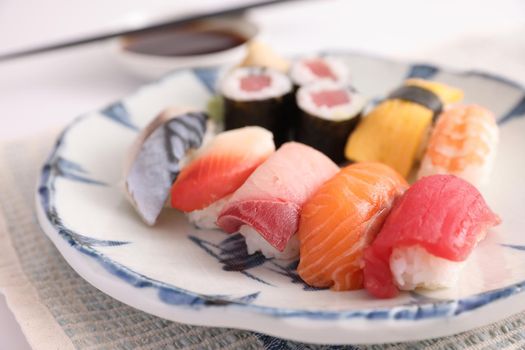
top-left (297, 163), bottom-right (408, 291)
top-left (363, 175), bottom-right (500, 299)
top-left (171, 127), bottom-right (275, 229)
top-left (124, 107), bottom-right (209, 225)
top-left (417, 105), bottom-right (499, 187)
top-left (217, 142), bottom-right (339, 259)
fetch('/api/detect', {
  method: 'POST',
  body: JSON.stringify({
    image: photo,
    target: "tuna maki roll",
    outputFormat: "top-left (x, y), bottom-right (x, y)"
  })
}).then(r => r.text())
top-left (220, 66), bottom-right (293, 145)
top-left (290, 56), bottom-right (350, 87)
top-left (296, 81), bottom-right (366, 163)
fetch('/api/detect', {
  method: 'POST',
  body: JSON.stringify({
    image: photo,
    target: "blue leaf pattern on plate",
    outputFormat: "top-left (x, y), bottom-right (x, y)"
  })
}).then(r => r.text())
top-left (189, 233), bottom-right (273, 286)
top-left (255, 333), bottom-right (357, 350)
top-left (501, 244), bottom-right (525, 251)
top-left (268, 260), bottom-right (328, 291)
top-left (405, 64), bottom-right (440, 79)
top-left (101, 102), bottom-right (139, 131)
top-left (498, 95), bottom-right (525, 125)
top-left (53, 157), bottom-right (107, 186)
top-left (193, 67), bottom-right (219, 93)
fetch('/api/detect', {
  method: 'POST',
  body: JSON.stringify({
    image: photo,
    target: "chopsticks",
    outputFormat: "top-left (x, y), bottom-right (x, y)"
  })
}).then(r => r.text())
top-left (0, 0), bottom-right (300, 62)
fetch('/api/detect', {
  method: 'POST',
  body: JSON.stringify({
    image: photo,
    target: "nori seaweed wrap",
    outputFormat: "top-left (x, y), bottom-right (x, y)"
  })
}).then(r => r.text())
top-left (295, 81), bottom-right (366, 163)
top-left (220, 66), bottom-right (293, 145)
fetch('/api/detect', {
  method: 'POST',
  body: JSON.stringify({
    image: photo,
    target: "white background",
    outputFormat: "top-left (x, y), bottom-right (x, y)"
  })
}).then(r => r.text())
top-left (0, 0), bottom-right (524, 348)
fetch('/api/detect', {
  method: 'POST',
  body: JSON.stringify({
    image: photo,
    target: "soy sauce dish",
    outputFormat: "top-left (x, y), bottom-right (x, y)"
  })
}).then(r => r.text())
top-left (111, 16), bottom-right (258, 79)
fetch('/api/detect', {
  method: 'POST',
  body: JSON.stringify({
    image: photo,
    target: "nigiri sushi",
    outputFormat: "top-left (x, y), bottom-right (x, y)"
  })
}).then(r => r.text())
top-left (417, 105), bottom-right (499, 187)
top-left (170, 126), bottom-right (275, 229)
top-left (123, 107), bottom-right (209, 225)
top-left (345, 79), bottom-right (464, 178)
top-left (217, 142), bottom-right (339, 259)
top-left (363, 175), bottom-right (501, 299)
top-left (297, 162), bottom-right (408, 291)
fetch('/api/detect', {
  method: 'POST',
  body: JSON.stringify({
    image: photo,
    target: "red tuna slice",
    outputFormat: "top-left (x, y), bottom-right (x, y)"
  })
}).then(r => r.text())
top-left (217, 142), bottom-right (339, 252)
top-left (218, 200), bottom-right (300, 251)
top-left (305, 59), bottom-right (337, 80)
top-left (363, 174), bottom-right (501, 299)
top-left (311, 89), bottom-right (350, 108)
top-left (240, 74), bottom-right (271, 92)
top-left (171, 127), bottom-right (275, 212)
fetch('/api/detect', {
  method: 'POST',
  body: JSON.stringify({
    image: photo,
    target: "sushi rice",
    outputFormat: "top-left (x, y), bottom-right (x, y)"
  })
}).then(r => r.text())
top-left (290, 56), bottom-right (350, 86)
top-left (240, 225), bottom-right (300, 260)
top-left (296, 80), bottom-right (366, 121)
top-left (390, 245), bottom-right (464, 291)
top-left (220, 66), bottom-right (292, 101)
top-left (186, 195), bottom-right (231, 230)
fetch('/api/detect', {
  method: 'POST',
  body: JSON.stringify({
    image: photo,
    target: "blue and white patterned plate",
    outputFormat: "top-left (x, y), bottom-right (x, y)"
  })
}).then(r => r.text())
top-left (36, 51), bottom-right (525, 345)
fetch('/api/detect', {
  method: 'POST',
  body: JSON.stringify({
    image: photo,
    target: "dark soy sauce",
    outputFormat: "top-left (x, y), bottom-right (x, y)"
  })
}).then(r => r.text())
top-left (124, 24), bottom-right (246, 57)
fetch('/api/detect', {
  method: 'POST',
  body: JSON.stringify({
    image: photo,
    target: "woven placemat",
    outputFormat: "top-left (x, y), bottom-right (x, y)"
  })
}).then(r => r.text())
top-left (1, 131), bottom-right (525, 350)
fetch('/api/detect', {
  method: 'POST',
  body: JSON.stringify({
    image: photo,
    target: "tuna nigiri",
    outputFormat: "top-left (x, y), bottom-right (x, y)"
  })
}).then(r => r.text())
top-left (363, 175), bottom-right (501, 299)
top-left (170, 126), bottom-right (275, 229)
top-left (345, 79), bottom-right (464, 178)
top-left (417, 104), bottom-right (499, 187)
top-left (297, 162), bottom-right (408, 291)
top-left (217, 142), bottom-right (339, 259)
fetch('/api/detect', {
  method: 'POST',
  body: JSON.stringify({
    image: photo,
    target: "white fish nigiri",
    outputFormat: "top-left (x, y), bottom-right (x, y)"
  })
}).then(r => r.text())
top-left (217, 142), bottom-right (339, 259)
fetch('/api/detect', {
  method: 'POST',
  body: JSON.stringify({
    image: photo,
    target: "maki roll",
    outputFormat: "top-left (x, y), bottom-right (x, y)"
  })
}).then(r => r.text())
top-left (217, 142), bottom-right (339, 260)
top-left (297, 162), bottom-right (407, 291)
top-left (363, 175), bottom-right (501, 298)
top-left (417, 104), bottom-right (499, 187)
top-left (344, 79), bottom-right (464, 178)
top-left (220, 66), bottom-right (293, 145)
top-left (170, 127), bottom-right (275, 229)
top-left (290, 56), bottom-right (350, 87)
top-left (295, 81), bottom-right (366, 163)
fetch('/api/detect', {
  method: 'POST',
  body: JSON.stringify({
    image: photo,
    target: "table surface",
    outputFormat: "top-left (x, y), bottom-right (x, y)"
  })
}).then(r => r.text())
top-left (1, 0), bottom-right (524, 348)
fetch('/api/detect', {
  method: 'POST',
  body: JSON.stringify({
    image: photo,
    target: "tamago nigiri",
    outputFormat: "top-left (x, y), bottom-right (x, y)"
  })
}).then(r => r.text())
top-left (217, 142), bottom-right (339, 259)
top-left (417, 104), bottom-right (499, 187)
top-left (363, 175), bottom-right (500, 299)
top-left (171, 126), bottom-right (275, 229)
top-left (345, 79), bottom-right (464, 178)
top-left (297, 162), bottom-right (408, 291)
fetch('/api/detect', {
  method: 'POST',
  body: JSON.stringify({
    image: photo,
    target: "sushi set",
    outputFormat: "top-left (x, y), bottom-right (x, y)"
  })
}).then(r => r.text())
top-left (124, 46), bottom-right (501, 298)
top-left (36, 48), bottom-right (525, 344)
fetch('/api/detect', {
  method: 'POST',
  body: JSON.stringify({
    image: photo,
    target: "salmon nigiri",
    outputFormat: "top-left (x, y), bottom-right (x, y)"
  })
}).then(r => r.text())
top-left (297, 162), bottom-right (408, 291)
top-left (171, 126), bottom-right (275, 229)
top-left (363, 175), bottom-right (500, 299)
top-left (217, 142), bottom-right (339, 259)
top-left (417, 105), bottom-right (499, 187)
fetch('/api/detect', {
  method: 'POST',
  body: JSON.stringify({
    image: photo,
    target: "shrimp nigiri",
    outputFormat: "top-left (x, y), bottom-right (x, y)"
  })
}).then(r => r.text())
top-left (417, 104), bottom-right (499, 187)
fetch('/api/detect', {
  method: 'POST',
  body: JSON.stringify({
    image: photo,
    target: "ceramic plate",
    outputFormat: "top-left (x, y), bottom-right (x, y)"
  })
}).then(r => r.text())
top-left (36, 51), bottom-right (525, 345)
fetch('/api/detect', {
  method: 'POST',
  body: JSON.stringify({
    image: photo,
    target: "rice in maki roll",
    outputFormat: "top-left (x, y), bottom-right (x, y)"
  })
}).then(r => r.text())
top-left (220, 66), bottom-right (293, 145)
top-left (290, 56), bottom-right (350, 87)
top-left (296, 81), bottom-right (366, 163)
